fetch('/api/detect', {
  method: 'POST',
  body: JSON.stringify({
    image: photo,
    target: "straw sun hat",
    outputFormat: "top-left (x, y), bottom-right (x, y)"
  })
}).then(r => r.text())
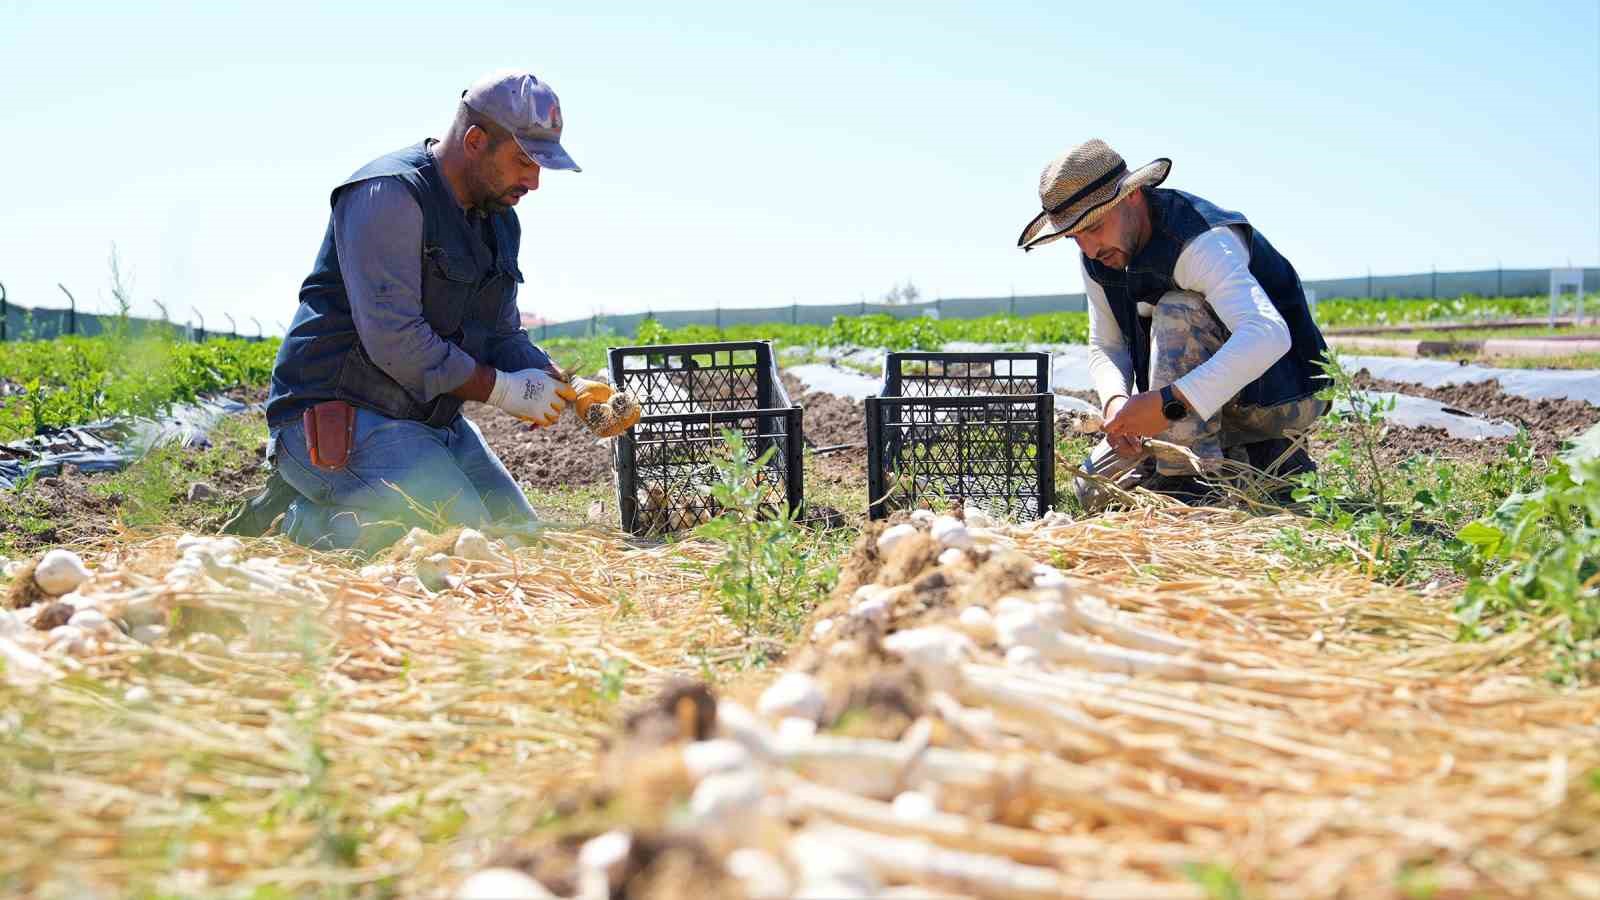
top-left (1016, 139), bottom-right (1171, 251)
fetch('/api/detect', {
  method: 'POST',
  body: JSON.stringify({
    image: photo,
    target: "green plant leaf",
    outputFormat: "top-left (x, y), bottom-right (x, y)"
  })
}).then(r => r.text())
top-left (1456, 521), bottom-right (1503, 554)
top-left (1559, 423), bottom-right (1600, 484)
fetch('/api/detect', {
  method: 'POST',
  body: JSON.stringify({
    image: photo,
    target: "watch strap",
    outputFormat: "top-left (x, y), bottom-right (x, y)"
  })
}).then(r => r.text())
top-left (1159, 385), bottom-right (1187, 421)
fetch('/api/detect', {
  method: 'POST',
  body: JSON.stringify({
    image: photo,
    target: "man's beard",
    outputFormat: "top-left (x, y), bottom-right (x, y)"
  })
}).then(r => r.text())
top-left (466, 165), bottom-right (518, 215)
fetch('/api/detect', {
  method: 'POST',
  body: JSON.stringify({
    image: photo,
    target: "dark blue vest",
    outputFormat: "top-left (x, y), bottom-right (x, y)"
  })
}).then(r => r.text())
top-left (266, 141), bottom-right (525, 428)
top-left (1082, 188), bottom-right (1329, 408)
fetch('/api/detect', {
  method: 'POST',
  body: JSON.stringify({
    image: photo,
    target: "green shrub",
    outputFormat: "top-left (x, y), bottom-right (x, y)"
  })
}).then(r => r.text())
top-left (1313, 295), bottom-right (1547, 328)
top-left (1457, 423), bottom-right (1600, 667)
top-left (694, 429), bottom-right (834, 638)
top-left (0, 333), bottom-right (277, 440)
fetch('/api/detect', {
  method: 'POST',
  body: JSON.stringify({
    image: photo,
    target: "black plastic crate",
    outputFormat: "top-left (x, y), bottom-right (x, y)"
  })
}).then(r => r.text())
top-left (866, 352), bottom-right (1055, 521)
top-left (608, 341), bottom-right (804, 535)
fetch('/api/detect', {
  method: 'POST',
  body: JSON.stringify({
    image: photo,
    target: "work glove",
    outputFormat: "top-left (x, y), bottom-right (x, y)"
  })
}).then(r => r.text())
top-left (487, 367), bottom-right (578, 426)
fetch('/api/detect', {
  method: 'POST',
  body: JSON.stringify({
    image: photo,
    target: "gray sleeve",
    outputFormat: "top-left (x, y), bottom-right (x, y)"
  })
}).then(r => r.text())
top-left (484, 292), bottom-right (553, 372)
top-left (334, 178), bottom-right (479, 404)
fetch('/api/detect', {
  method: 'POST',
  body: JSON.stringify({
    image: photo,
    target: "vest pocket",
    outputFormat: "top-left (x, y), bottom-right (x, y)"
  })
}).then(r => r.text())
top-left (334, 341), bottom-right (424, 420)
top-left (421, 245), bottom-right (474, 337)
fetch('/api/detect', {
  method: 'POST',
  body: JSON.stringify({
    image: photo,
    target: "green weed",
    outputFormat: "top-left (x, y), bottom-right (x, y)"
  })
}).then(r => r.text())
top-left (1181, 861), bottom-right (1253, 900)
top-left (1279, 351), bottom-right (1542, 587)
top-left (694, 429), bottom-right (839, 640)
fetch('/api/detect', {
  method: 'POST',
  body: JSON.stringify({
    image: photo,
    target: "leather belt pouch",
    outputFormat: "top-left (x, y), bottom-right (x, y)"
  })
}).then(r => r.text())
top-left (303, 400), bottom-right (356, 470)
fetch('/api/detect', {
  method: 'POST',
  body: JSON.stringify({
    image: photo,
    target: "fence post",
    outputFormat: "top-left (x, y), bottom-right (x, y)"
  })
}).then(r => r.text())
top-left (224, 313), bottom-right (237, 339)
top-left (251, 317), bottom-right (263, 340)
top-left (1497, 265), bottom-right (1503, 297)
top-left (715, 306), bottom-right (722, 330)
top-left (590, 314), bottom-right (596, 337)
top-left (1009, 290), bottom-right (1015, 317)
top-left (0, 280), bottom-right (6, 342)
top-left (1431, 267), bottom-right (1437, 299)
top-left (57, 283), bottom-right (76, 336)
top-left (791, 302), bottom-right (797, 325)
top-left (192, 307), bottom-right (206, 342)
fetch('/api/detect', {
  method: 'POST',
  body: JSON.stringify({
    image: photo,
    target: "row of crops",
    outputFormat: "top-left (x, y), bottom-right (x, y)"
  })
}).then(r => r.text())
top-left (0, 295), bottom-right (1555, 441)
top-left (0, 331), bottom-right (276, 441)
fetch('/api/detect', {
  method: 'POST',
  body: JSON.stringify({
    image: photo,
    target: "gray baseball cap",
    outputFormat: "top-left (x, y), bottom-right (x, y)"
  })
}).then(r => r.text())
top-left (461, 69), bottom-right (581, 172)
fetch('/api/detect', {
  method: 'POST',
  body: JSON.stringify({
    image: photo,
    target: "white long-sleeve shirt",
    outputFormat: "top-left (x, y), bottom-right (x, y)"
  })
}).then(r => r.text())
top-left (1082, 225), bottom-right (1292, 421)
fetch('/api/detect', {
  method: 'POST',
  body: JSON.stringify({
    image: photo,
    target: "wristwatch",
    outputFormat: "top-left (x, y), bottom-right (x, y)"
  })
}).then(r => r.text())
top-left (1159, 385), bottom-right (1188, 421)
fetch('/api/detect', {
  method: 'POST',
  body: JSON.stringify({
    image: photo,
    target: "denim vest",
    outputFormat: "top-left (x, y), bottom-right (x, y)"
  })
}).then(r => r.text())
top-left (1082, 188), bottom-right (1329, 408)
top-left (265, 141), bottom-right (524, 429)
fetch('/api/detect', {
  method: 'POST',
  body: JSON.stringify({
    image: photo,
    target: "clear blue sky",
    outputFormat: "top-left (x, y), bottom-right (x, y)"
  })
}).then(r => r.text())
top-left (2, 1), bottom-right (1596, 333)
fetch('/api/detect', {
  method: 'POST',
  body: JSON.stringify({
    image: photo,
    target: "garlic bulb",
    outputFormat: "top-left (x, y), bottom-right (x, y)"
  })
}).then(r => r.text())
top-left (45, 624), bottom-right (86, 655)
top-left (929, 516), bottom-right (973, 549)
top-left (876, 523), bottom-right (918, 554)
top-left (66, 608), bottom-right (114, 636)
top-left (455, 868), bottom-right (555, 900)
top-left (681, 739), bottom-right (752, 781)
top-left (453, 529), bottom-right (507, 564)
top-left (33, 549), bottom-right (90, 596)
top-left (726, 848), bottom-right (791, 900)
top-left (882, 627), bottom-right (974, 671)
top-left (758, 672), bottom-right (826, 722)
top-left (962, 507), bottom-right (996, 529)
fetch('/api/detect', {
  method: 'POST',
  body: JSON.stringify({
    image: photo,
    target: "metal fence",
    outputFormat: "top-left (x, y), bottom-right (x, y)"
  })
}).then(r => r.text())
top-left (0, 282), bottom-right (267, 343)
top-left (531, 267), bottom-right (1600, 341)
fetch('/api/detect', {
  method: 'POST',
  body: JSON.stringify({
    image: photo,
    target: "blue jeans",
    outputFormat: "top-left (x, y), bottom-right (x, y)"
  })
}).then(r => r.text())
top-left (271, 408), bottom-right (535, 551)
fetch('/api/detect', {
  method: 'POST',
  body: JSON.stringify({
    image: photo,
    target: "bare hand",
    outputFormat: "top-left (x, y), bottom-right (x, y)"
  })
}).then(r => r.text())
top-left (1103, 392), bottom-right (1170, 443)
top-left (1101, 397), bottom-right (1142, 457)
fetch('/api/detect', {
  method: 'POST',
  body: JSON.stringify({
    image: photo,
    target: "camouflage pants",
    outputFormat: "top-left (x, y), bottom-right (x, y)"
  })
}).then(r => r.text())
top-left (1086, 290), bottom-right (1325, 483)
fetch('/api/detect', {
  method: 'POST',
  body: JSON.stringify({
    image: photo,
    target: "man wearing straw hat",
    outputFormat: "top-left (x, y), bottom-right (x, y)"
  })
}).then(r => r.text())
top-left (231, 70), bottom-right (583, 551)
top-left (1017, 139), bottom-right (1330, 504)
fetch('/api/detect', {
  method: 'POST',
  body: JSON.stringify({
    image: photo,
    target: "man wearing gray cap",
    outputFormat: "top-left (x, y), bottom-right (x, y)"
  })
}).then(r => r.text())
top-left (249, 70), bottom-right (582, 551)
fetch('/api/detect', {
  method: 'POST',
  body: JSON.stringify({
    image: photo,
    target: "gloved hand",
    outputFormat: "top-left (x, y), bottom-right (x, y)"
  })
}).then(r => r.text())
top-left (486, 367), bottom-right (578, 426)
top-left (569, 377), bottom-right (642, 438)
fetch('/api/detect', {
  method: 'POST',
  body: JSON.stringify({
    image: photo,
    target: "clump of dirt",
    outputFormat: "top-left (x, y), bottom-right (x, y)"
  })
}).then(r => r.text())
top-left (4, 558), bottom-right (48, 609)
top-left (782, 374), bottom-right (865, 449)
top-left (463, 401), bottom-right (615, 489)
top-left (33, 601), bottom-right (74, 630)
top-left (487, 829), bottom-right (740, 900)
